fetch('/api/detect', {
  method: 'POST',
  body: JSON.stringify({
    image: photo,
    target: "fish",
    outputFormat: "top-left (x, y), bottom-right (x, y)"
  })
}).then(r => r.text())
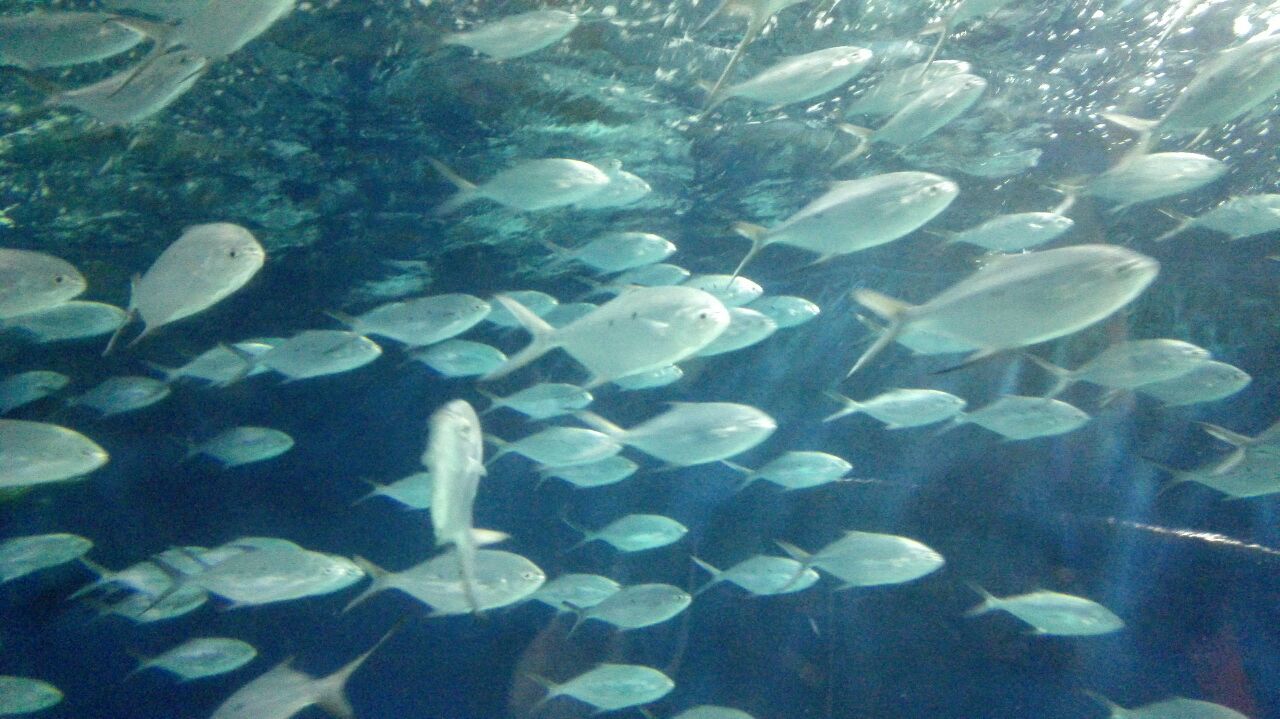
top-left (408, 339), bottom-right (507, 378)
top-left (441, 10), bottom-right (580, 60)
top-left (1084, 691), bottom-right (1250, 719)
top-left (487, 427), bottom-right (622, 468)
top-left (345, 550), bottom-right (545, 615)
top-left (692, 555), bottom-right (820, 596)
top-left (694, 307), bottom-right (777, 356)
top-left (131, 637), bottom-right (257, 681)
top-left (1197, 418), bottom-right (1280, 473)
top-left (0, 371), bottom-right (70, 415)
top-left (477, 383), bottom-right (593, 420)
top-left (0, 249), bottom-right (87, 320)
top-left (543, 232), bottom-right (676, 274)
top-left (242, 330), bottom-right (382, 381)
top-left (70, 376), bottom-right (171, 417)
top-left (327, 294), bottom-right (490, 347)
top-left (965, 584), bottom-right (1124, 636)
top-left (949, 395), bottom-right (1091, 441)
top-left (48, 48), bottom-right (209, 126)
top-left (836, 74), bottom-right (987, 164)
top-left (107, 223), bottom-right (265, 352)
top-left (536, 456), bottom-right (639, 490)
top-left (569, 583), bottom-right (692, 633)
top-left (777, 531), bottom-right (945, 589)
top-left (484, 290), bottom-right (560, 327)
top-left (572, 160), bottom-right (652, 209)
top-left (530, 573), bottom-right (622, 612)
top-left (920, 0), bottom-right (1019, 68)
top-left (673, 707), bottom-right (757, 719)
top-left (154, 544), bottom-right (364, 609)
top-left (681, 274), bottom-right (765, 306)
top-left (209, 625), bottom-right (396, 719)
top-left (532, 663), bottom-right (674, 712)
top-left (598, 263), bottom-right (692, 292)
top-left (2, 301), bottom-right (128, 343)
top-left (941, 212), bottom-right (1075, 251)
top-left (146, 339), bottom-right (281, 386)
top-left (187, 427), bottom-right (295, 468)
top-left (425, 400), bottom-right (508, 613)
top-left (1081, 152), bottom-right (1227, 214)
top-left (847, 245), bottom-right (1160, 376)
top-left (724, 450), bottom-right (853, 491)
top-left (844, 60), bottom-right (973, 118)
top-left (352, 472), bottom-right (433, 510)
top-left (430, 157), bottom-right (611, 214)
top-left (612, 365), bottom-right (686, 390)
top-left (575, 402), bottom-right (776, 467)
top-left (695, 0), bottom-right (811, 110)
top-left (0, 12), bottom-right (144, 69)
top-left (483, 287), bottom-right (730, 388)
top-left (1153, 194), bottom-right (1280, 242)
top-left (747, 295), bottom-right (820, 328)
top-left (0, 420), bottom-right (109, 489)
top-left (565, 514), bottom-right (689, 553)
top-left (729, 172), bottom-right (958, 277)
top-left (119, 0), bottom-right (295, 59)
top-left (0, 533), bottom-right (93, 583)
top-left (823, 389), bottom-right (967, 428)
top-left (704, 46), bottom-right (874, 111)
top-left (1027, 339), bottom-right (1212, 398)
top-left (1136, 360), bottom-right (1251, 407)
top-left (0, 676), bottom-right (62, 716)
top-left (1155, 451), bottom-right (1280, 499)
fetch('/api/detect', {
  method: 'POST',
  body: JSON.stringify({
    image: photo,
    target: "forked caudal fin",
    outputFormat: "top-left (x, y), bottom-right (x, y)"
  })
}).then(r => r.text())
top-left (572, 410), bottom-right (626, 438)
top-left (481, 294), bottom-right (560, 382)
top-left (821, 390), bottom-right (862, 422)
top-left (846, 289), bottom-right (914, 378)
top-left (833, 124), bottom-right (873, 167)
top-left (1023, 354), bottom-right (1074, 398)
top-left (728, 221), bottom-right (769, 282)
top-left (315, 618), bottom-right (406, 719)
top-left (962, 581), bottom-right (1000, 617)
top-left (428, 157), bottom-right (480, 214)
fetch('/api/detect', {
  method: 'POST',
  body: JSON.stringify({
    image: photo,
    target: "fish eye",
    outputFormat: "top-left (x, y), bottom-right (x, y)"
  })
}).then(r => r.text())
top-left (699, 312), bottom-right (707, 319)
top-left (228, 249), bottom-right (239, 258)
top-left (53, 274), bottom-right (66, 284)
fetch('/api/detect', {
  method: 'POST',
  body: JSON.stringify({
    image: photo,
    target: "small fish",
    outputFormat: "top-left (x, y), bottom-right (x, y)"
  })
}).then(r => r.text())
top-left (693, 555), bottom-right (820, 596)
top-left (0, 249), bottom-right (87, 320)
top-left (187, 427), bottom-right (294, 468)
top-left (673, 707), bottom-right (756, 719)
top-left (532, 663), bottom-right (674, 712)
top-left (484, 288), bottom-right (730, 388)
top-left (1085, 691), bottom-right (1250, 719)
top-left (0, 420), bottom-right (109, 489)
top-left (575, 402), bottom-right (776, 467)
top-left (566, 514), bottom-right (689, 553)
top-left (245, 330), bottom-right (382, 381)
top-left (746, 295), bottom-right (820, 328)
top-left (612, 365), bottom-right (685, 390)
top-left (694, 307), bottom-right (777, 357)
top-left (478, 383), bottom-right (593, 420)
top-left (536, 456), bottom-right (639, 489)
top-left (0, 371), bottom-right (70, 415)
top-left (1197, 419), bottom-right (1280, 473)
top-left (844, 60), bottom-right (973, 118)
top-left (724, 450), bottom-right (853, 491)
top-left (2, 301), bottom-right (128, 343)
top-left (705, 46), bottom-right (873, 111)
top-left (695, 0), bottom-right (811, 110)
top-left (681, 274), bottom-right (764, 307)
top-left (209, 626), bottom-right (396, 719)
top-left (346, 550), bottom-right (544, 615)
top-left (569, 583), bottom-right (692, 633)
top-left (837, 74), bottom-right (987, 164)
top-left (824, 389), bottom-right (966, 428)
top-left (965, 584), bottom-right (1124, 636)
top-left (146, 339), bottom-right (281, 386)
top-left (49, 49), bottom-right (209, 126)
top-left (573, 160), bottom-right (651, 209)
top-left (847, 245), bottom-right (1159, 376)
top-left (604, 263), bottom-right (691, 290)
top-left (353, 472), bottom-right (433, 510)
top-left (0, 12), bottom-right (144, 69)
top-left (530, 573), bottom-right (621, 612)
top-left (1154, 194), bottom-right (1280, 242)
top-left (120, 0), bottom-right (295, 59)
top-left (132, 637), bottom-right (257, 681)
top-left (777, 531), bottom-right (945, 589)
top-left (441, 10), bottom-right (579, 60)
top-left (156, 544), bottom-right (364, 609)
top-left (327, 294), bottom-right (490, 347)
top-left (430, 158), bottom-right (610, 214)
top-left (1136, 360), bottom-right (1251, 407)
top-left (942, 212), bottom-right (1074, 252)
top-left (409, 339), bottom-right (507, 378)
top-left (543, 232), bottom-right (676, 274)
top-left (1027, 339), bottom-right (1211, 398)
top-left (1156, 451), bottom-right (1280, 499)
top-left (107, 223), bottom-right (265, 352)
top-left (425, 400), bottom-right (508, 612)
top-left (730, 172), bottom-right (957, 277)
top-left (487, 427), bottom-right (621, 468)
top-left (0, 676), bottom-right (62, 716)
top-left (71, 376), bottom-right (171, 417)
top-left (950, 395), bottom-right (1090, 441)
top-left (0, 533), bottom-right (93, 583)
top-left (1082, 152), bottom-right (1227, 214)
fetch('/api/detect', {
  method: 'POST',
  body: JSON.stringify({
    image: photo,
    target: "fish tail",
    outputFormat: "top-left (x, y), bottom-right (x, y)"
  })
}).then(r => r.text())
top-left (728, 222), bottom-right (769, 281)
top-left (833, 123), bottom-right (873, 167)
top-left (572, 410), bottom-right (625, 437)
top-left (822, 391), bottom-right (861, 422)
top-left (429, 158), bottom-right (480, 214)
top-left (846, 289), bottom-right (913, 377)
top-left (1023, 354), bottom-right (1073, 398)
top-left (962, 581), bottom-right (1000, 616)
top-left (481, 295), bottom-right (558, 382)
top-left (690, 556), bottom-right (723, 596)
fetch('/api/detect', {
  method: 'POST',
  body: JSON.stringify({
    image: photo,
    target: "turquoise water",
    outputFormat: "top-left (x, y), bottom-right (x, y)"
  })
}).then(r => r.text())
top-left (1, 1), bottom-right (1279, 717)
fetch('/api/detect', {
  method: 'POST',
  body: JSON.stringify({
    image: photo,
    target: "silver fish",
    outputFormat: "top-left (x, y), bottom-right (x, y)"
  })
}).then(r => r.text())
top-left (0, 420), bottom-right (108, 489)
top-left (431, 157), bottom-right (610, 214)
top-left (576, 402), bottom-right (776, 467)
top-left (965, 584), bottom-right (1124, 636)
top-left (0, 371), bottom-right (69, 415)
top-left (0, 12), bottom-right (143, 69)
top-left (442, 10), bottom-right (579, 60)
top-left (49, 49), bottom-right (209, 126)
top-left (0, 249), bottom-right (87, 320)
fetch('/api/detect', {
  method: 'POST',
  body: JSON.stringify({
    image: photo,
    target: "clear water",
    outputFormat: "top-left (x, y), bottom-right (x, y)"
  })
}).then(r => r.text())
top-left (1, 0), bottom-right (1279, 717)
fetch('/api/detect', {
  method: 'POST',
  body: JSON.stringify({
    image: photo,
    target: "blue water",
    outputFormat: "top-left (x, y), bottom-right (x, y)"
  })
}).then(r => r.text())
top-left (3, 0), bottom-right (1280, 717)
